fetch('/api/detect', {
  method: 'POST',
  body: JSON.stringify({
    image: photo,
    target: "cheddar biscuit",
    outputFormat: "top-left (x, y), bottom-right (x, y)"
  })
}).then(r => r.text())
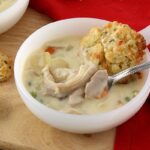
top-left (0, 52), bottom-right (12, 82)
top-left (81, 21), bottom-right (146, 75)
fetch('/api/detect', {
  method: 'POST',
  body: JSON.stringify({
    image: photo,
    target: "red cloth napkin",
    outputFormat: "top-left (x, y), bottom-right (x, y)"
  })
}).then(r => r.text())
top-left (30, 0), bottom-right (150, 31)
top-left (30, 0), bottom-right (150, 149)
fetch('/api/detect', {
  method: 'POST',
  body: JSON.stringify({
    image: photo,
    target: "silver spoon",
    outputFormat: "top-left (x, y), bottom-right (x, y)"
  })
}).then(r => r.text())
top-left (108, 61), bottom-right (150, 89)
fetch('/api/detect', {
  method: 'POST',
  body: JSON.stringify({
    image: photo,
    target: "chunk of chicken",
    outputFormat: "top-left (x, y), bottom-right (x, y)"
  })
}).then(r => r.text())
top-left (42, 65), bottom-right (60, 97)
top-left (52, 68), bottom-right (77, 82)
top-left (85, 70), bottom-right (108, 99)
top-left (57, 62), bottom-right (98, 95)
top-left (42, 62), bottom-right (97, 98)
top-left (68, 88), bottom-right (84, 106)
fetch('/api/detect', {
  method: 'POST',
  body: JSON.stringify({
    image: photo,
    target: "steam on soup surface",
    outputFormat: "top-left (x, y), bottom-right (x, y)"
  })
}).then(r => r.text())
top-left (23, 36), bottom-right (144, 115)
top-left (0, 0), bottom-right (16, 12)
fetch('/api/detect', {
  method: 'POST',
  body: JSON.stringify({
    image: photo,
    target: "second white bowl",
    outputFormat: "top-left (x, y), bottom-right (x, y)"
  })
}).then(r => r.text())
top-left (0, 0), bottom-right (29, 34)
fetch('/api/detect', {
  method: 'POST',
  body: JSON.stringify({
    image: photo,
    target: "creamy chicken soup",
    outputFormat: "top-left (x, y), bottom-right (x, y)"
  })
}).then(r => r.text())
top-left (23, 36), bottom-right (144, 115)
top-left (0, 0), bottom-right (16, 12)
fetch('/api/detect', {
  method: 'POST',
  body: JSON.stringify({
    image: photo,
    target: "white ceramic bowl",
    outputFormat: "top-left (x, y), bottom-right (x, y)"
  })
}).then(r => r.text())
top-left (0, 0), bottom-right (29, 34)
top-left (14, 18), bottom-right (150, 133)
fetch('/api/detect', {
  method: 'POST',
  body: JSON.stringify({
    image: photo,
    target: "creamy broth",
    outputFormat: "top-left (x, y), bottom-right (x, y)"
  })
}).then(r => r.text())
top-left (0, 0), bottom-right (16, 12)
top-left (23, 36), bottom-right (145, 115)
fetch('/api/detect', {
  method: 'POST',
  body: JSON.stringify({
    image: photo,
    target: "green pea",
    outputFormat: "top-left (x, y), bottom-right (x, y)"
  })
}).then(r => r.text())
top-left (30, 91), bottom-right (37, 98)
top-left (125, 96), bottom-right (131, 102)
top-left (28, 81), bottom-right (32, 86)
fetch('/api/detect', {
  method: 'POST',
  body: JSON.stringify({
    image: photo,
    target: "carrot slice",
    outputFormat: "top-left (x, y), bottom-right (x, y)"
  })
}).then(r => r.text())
top-left (45, 47), bottom-right (55, 54)
top-left (96, 87), bottom-right (108, 99)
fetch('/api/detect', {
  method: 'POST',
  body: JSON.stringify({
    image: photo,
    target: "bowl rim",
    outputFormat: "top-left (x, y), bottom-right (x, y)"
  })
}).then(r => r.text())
top-left (0, 0), bottom-right (29, 16)
top-left (14, 18), bottom-right (150, 120)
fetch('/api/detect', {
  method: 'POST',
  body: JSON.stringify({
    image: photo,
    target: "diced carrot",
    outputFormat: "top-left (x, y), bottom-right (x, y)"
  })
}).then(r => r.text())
top-left (96, 87), bottom-right (108, 99)
top-left (101, 88), bottom-right (108, 98)
top-left (137, 72), bottom-right (143, 79)
top-left (118, 40), bottom-right (123, 45)
top-left (107, 24), bottom-right (112, 28)
top-left (45, 47), bottom-right (55, 54)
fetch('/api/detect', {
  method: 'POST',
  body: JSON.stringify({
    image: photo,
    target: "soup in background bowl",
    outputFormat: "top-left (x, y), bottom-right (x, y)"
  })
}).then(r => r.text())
top-left (0, 0), bottom-right (16, 12)
top-left (0, 0), bottom-right (29, 34)
top-left (14, 18), bottom-right (150, 133)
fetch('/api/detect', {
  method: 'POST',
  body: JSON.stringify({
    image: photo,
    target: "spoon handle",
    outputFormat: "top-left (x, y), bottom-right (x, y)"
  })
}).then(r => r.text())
top-left (112, 61), bottom-right (150, 83)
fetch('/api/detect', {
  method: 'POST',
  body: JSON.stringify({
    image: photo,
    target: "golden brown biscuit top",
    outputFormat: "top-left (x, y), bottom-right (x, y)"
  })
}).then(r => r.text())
top-left (80, 21), bottom-right (146, 75)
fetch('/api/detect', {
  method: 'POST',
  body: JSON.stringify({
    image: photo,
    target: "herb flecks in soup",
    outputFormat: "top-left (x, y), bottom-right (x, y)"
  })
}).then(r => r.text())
top-left (0, 0), bottom-right (16, 12)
